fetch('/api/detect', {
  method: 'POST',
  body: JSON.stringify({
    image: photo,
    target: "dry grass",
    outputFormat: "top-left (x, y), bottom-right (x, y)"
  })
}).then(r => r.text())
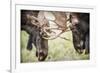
top-left (21, 30), bottom-right (89, 63)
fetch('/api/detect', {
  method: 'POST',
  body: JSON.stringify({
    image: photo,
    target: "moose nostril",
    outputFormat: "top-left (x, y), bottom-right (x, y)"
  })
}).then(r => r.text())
top-left (77, 44), bottom-right (81, 47)
top-left (36, 50), bottom-right (44, 57)
top-left (80, 41), bottom-right (83, 46)
top-left (39, 51), bottom-right (44, 56)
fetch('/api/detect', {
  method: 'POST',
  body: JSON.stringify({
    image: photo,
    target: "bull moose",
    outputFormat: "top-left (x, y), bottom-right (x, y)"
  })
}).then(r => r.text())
top-left (70, 13), bottom-right (90, 54)
top-left (21, 10), bottom-right (49, 61)
top-left (21, 10), bottom-right (69, 61)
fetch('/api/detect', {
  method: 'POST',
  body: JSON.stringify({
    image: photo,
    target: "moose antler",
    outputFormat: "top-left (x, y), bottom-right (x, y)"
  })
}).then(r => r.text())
top-left (41, 12), bottom-right (71, 40)
top-left (26, 11), bottom-right (71, 40)
top-left (51, 12), bottom-right (68, 30)
top-left (26, 14), bottom-right (40, 26)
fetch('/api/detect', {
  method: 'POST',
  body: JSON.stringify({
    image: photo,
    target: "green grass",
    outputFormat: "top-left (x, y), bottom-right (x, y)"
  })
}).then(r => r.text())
top-left (21, 31), bottom-right (89, 63)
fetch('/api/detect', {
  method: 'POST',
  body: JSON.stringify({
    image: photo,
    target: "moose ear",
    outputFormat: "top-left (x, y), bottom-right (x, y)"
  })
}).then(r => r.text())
top-left (70, 14), bottom-right (79, 26)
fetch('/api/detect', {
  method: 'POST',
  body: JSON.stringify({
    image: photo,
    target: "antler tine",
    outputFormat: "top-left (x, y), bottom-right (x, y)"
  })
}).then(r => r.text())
top-left (26, 14), bottom-right (41, 27)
